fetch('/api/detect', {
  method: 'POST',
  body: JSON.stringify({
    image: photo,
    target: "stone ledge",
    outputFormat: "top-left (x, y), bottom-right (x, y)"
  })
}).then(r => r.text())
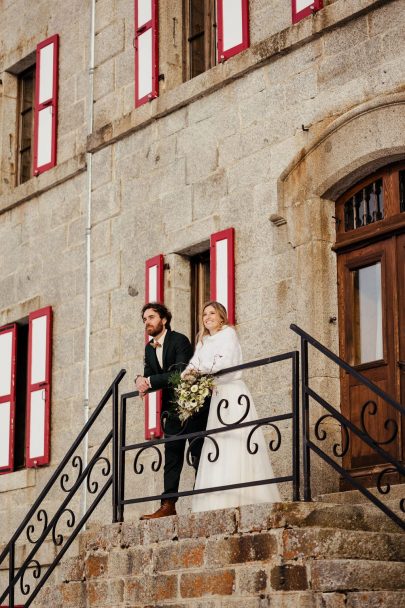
top-left (86, 0), bottom-right (392, 155)
top-left (0, 154), bottom-right (86, 216)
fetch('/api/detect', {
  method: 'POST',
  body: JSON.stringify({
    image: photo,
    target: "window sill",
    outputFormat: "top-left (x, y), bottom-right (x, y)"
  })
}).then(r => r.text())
top-left (0, 154), bottom-right (86, 216)
top-left (0, 468), bottom-right (36, 492)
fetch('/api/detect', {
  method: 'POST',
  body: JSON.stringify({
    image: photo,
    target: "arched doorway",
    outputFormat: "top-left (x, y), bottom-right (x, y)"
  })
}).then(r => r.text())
top-left (335, 162), bottom-right (405, 486)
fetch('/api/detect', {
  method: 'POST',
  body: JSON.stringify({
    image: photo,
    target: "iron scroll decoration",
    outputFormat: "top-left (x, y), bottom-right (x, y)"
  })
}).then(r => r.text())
top-left (186, 435), bottom-right (219, 466)
top-left (133, 445), bottom-right (163, 474)
top-left (217, 394), bottom-right (251, 426)
top-left (26, 509), bottom-right (49, 545)
top-left (247, 422), bottom-right (282, 454)
top-left (60, 455), bottom-right (83, 493)
top-left (20, 559), bottom-right (41, 596)
top-left (314, 414), bottom-right (350, 458)
top-left (377, 467), bottom-right (405, 513)
top-left (51, 508), bottom-right (76, 546)
top-left (360, 400), bottom-right (398, 446)
top-left (86, 456), bottom-right (111, 494)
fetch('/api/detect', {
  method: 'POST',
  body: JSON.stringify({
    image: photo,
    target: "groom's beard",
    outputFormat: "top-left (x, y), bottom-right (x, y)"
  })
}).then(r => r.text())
top-left (146, 320), bottom-right (165, 337)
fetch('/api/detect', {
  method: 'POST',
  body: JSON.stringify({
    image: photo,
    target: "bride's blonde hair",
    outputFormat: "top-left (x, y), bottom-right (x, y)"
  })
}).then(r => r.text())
top-left (196, 301), bottom-right (230, 343)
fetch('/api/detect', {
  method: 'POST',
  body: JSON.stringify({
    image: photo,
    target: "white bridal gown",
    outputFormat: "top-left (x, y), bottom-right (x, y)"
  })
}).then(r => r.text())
top-left (187, 326), bottom-right (280, 512)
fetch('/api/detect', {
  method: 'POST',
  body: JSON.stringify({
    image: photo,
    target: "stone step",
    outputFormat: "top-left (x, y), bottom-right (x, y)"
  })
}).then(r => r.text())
top-left (316, 482), bottom-right (405, 506)
top-left (310, 559), bottom-right (405, 592)
top-left (239, 501), bottom-right (405, 535)
top-left (343, 590), bottom-right (405, 607)
top-left (282, 527), bottom-right (405, 562)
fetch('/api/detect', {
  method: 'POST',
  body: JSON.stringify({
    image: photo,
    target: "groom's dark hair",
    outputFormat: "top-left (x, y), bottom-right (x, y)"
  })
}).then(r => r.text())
top-left (141, 302), bottom-right (172, 330)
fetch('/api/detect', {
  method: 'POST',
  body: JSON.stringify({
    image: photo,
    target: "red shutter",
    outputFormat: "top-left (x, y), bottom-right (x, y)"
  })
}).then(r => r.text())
top-left (210, 228), bottom-right (235, 325)
top-left (0, 325), bottom-right (17, 473)
top-left (33, 34), bottom-right (59, 175)
top-left (26, 307), bottom-right (52, 467)
top-left (217, 0), bottom-right (249, 62)
top-left (292, 0), bottom-right (323, 24)
top-left (144, 255), bottom-right (164, 439)
top-left (134, 0), bottom-right (159, 107)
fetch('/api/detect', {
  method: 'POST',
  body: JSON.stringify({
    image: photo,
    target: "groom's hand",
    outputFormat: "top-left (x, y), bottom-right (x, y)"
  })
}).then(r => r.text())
top-left (135, 375), bottom-right (150, 394)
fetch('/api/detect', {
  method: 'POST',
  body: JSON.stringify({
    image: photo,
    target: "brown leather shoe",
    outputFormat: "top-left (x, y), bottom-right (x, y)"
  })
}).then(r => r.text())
top-left (140, 499), bottom-right (176, 520)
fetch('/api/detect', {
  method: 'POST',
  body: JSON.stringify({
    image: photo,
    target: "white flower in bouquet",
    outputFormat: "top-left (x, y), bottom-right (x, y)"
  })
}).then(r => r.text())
top-left (169, 368), bottom-right (215, 423)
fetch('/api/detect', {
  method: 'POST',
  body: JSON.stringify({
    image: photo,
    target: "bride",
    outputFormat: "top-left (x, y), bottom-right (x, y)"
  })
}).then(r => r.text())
top-left (183, 301), bottom-right (280, 512)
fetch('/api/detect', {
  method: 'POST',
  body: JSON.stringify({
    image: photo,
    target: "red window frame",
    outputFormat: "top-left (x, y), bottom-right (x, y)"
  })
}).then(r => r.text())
top-left (210, 227), bottom-right (235, 325)
top-left (0, 325), bottom-right (17, 474)
top-left (33, 34), bottom-right (59, 175)
top-left (134, 0), bottom-right (159, 107)
top-left (25, 306), bottom-right (52, 468)
top-left (292, 0), bottom-right (323, 24)
top-left (217, 0), bottom-right (249, 63)
top-left (144, 255), bottom-right (164, 440)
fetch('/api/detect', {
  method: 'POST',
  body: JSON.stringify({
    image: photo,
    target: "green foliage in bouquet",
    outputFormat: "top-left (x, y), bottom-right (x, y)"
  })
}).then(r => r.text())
top-left (169, 368), bottom-right (215, 422)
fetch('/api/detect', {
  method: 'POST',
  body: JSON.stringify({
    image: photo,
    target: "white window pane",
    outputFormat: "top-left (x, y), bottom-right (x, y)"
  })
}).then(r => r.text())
top-left (222, 0), bottom-right (243, 52)
top-left (353, 263), bottom-right (383, 364)
top-left (138, 29), bottom-right (152, 100)
top-left (37, 107), bottom-right (53, 168)
top-left (0, 332), bottom-right (12, 397)
top-left (31, 315), bottom-right (48, 384)
top-left (216, 239), bottom-right (229, 312)
top-left (138, 0), bottom-right (152, 28)
top-left (0, 403), bottom-right (11, 467)
top-left (39, 43), bottom-right (54, 104)
top-left (148, 265), bottom-right (157, 301)
top-left (296, 0), bottom-right (314, 11)
top-left (148, 393), bottom-right (157, 429)
top-left (29, 390), bottom-right (45, 459)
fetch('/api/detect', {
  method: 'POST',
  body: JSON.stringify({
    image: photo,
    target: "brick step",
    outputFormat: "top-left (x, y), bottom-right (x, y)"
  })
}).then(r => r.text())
top-left (310, 559), bottom-right (405, 592)
top-left (219, 590), bottom-right (405, 608)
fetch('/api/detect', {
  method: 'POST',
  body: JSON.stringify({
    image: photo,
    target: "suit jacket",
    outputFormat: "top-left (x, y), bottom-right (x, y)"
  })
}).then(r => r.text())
top-left (143, 329), bottom-right (193, 410)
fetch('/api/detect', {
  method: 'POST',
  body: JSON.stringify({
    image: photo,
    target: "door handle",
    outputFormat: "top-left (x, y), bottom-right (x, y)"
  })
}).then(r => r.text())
top-left (398, 361), bottom-right (405, 370)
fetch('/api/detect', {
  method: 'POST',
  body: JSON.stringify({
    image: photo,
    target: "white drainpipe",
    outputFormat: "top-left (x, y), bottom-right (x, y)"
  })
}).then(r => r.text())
top-left (81, 0), bottom-right (96, 525)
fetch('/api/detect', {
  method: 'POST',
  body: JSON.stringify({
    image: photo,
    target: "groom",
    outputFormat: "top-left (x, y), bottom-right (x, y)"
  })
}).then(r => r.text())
top-left (135, 302), bottom-right (209, 519)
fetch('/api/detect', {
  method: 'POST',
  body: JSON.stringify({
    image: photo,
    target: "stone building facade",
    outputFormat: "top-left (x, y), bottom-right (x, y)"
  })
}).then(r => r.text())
top-left (0, 0), bottom-right (404, 551)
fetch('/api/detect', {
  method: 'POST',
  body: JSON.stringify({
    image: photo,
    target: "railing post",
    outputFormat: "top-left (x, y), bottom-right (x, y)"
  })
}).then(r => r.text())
top-left (301, 337), bottom-right (311, 501)
top-left (117, 394), bottom-right (127, 523)
top-left (112, 376), bottom-right (120, 523)
top-left (292, 350), bottom-right (300, 501)
top-left (9, 542), bottom-right (15, 608)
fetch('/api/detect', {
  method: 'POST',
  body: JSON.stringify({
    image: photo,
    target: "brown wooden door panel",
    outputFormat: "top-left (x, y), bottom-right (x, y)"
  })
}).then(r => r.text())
top-left (338, 237), bottom-right (400, 476)
top-left (348, 380), bottom-right (401, 468)
top-left (397, 234), bottom-right (405, 463)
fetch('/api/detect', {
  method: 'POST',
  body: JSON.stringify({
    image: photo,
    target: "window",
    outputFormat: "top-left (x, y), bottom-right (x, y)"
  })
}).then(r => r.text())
top-left (336, 163), bottom-right (405, 239)
top-left (17, 66), bottom-right (36, 185)
top-left (184, 0), bottom-right (217, 80)
top-left (0, 307), bottom-right (52, 474)
top-left (190, 251), bottom-right (211, 344)
top-left (292, 0), bottom-right (323, 24)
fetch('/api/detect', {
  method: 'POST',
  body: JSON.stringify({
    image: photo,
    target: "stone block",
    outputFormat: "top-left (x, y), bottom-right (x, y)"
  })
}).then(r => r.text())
top-left (91, 252), bottom-right (121, 296)
top-left (154, 539), bottom-right (205, 572)
top-left (311, 559), bottom-right (405, 593)
top-left (347, 591), bottom-right (405, 608)
top-left (124, 573), bottom-right (178, 603)
top-left (85, 553), bottom-right (108, 578)
top-left (236, 566), bottom-right (268, 595)
top-left (60, 580), bottom-right (86, 607)
top-left (95, 19), bottom-right (125, 66)
top-left (177, 509), bottom-right (238, 540)
top-left (161, 186), bottom-right (193, 233)
top-left (270, 564), bottom-right (308, 591)
top-left (108, 547), bottom-right (152, 577)
top-left (206, 533), bottom-right (278, 567)
top-left (95, 0), bottom-right (116, 34)
top-left (91, 220), bottom-right (111, 260)
top-left (177, 124), bottom-right (219, 184)
top-left (192, 169), bottom-right (228, 222)
top-left (94, 57), bottom-right (115, 102)
top-left (115, 46), bottom-right (135, 90)
top-left (180, 569), bottom-right (235, 598)
top-left (87, 579), bottom-right (124, 606)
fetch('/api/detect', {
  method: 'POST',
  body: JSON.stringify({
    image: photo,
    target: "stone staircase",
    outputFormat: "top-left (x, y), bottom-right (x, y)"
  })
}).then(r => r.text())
top-left (30, 496), bottom-right (405, 608)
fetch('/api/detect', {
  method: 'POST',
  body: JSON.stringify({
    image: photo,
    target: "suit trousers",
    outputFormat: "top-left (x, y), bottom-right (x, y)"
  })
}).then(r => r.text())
top-left (162, 398), bottom-right (210, 502)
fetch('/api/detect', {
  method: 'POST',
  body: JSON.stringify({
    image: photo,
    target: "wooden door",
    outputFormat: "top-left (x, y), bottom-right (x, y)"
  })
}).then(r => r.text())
top-left (338, 238), bottom-right (402, 478)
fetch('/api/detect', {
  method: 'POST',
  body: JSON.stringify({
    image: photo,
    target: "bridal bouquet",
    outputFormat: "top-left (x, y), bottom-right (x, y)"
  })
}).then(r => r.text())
top-left (169, 368), bottom-right (215, 422)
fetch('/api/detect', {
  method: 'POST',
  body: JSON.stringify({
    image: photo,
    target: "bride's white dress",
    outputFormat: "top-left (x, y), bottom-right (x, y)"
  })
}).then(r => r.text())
top-left (187, 326), bottom-right (280, 512)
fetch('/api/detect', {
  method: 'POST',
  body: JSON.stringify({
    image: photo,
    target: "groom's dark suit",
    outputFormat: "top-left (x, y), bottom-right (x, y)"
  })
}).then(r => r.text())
top-left (143, 329), bottom-right (209, 502)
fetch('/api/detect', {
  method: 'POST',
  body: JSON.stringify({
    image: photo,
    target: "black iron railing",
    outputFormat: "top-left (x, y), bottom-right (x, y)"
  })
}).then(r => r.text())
top-left (0, 369), bottom-right (126, 608)
top-left (291, 324), bottom-right (405, 531)
top-left (117, 352), bottom-right (300, 520)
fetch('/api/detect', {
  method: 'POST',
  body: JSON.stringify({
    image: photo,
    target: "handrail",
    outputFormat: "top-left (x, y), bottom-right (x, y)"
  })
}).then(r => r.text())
top-left (118, 351), bottom-right (300, 521)
top-left (290, 324), bottom-right (405, 414)
top-left (290, 323), bottom-right (405, 531)
top-left (0, 368), bottom-right (126, 607)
